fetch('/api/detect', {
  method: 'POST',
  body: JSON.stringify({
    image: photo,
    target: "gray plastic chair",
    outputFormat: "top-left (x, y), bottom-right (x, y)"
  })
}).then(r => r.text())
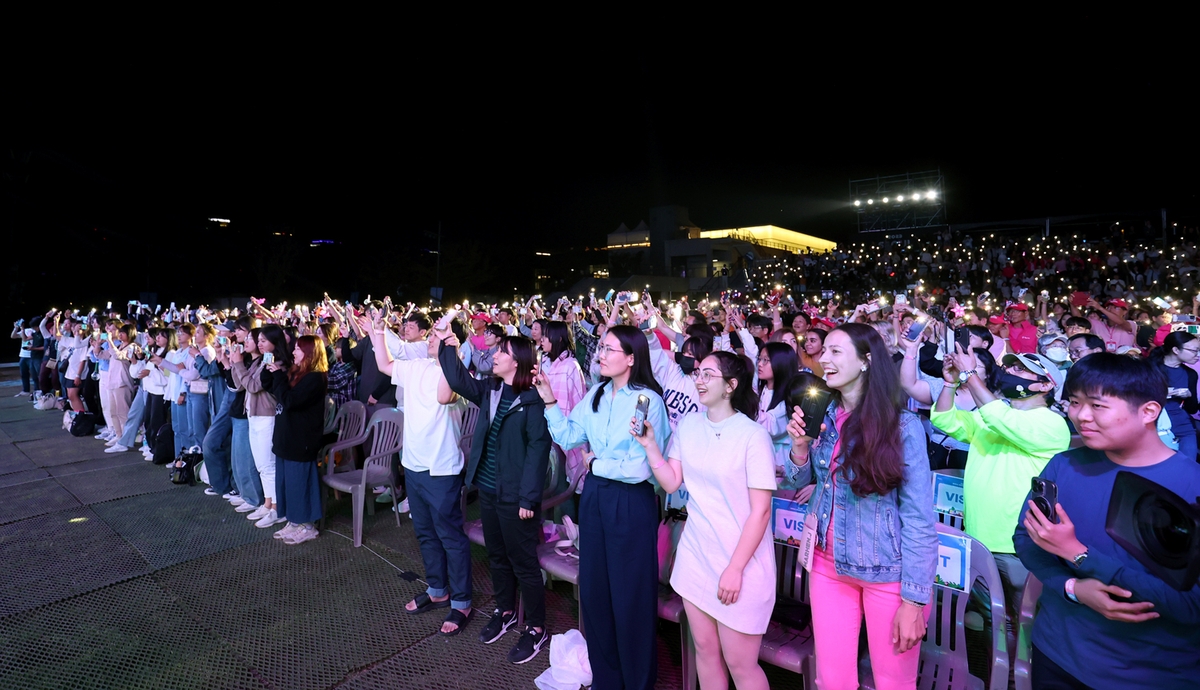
top-left (319, 407), bottom-right (403, 547)
top-left (1013, 574), bottom-right (1041, 690)
top-left (854, 522), bottom-right (1009, 690)
top-left (318, 400), bottom-right (367, 477)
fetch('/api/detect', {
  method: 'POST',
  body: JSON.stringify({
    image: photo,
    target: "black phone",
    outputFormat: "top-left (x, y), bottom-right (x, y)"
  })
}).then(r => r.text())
top-left (788, 385), bottom-right (834, 439)
top-left (1031, 477), bottom-right (1059, 523)
top-left (954, 327), bottom-right (972, 354)
top-left (632, 395), bottom-right (650, 436)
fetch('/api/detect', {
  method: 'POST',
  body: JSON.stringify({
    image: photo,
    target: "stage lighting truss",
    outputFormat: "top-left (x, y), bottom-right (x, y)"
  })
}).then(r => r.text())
top-left (849, 170), bottom-right (945, 233)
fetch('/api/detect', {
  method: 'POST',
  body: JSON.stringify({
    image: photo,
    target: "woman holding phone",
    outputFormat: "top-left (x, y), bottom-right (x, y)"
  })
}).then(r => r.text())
top-left (242, 325), bottom-right (290, 528)
top-left (534, 325), bottom-right (669, 690)
top-left (635, 351), bottom-right (776, 690)
top-left (786, 323), bottom-right (937, 690)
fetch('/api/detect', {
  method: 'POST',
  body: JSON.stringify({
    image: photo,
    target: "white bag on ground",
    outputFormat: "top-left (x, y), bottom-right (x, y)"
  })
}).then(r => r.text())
top-left (533, 629), bottom-right (591, 690)
top-left (198, 460), bottom-right (209, 485)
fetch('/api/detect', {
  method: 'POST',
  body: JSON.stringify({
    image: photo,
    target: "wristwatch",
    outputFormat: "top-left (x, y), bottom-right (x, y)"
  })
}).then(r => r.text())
top-left (957, 370), bottom-right (976, 384)
top-left (1070, 549), bottom-right (1089, 569)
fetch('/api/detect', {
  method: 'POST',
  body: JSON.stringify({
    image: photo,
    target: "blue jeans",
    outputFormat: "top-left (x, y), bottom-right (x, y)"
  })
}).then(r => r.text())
top-left (201, 389), bottom-right (235, 495)
top-left (172, 400), bottom-right (192, 455)
top-left (230, 417), bottom-right (262, 508)
top-left (19, 358), bottom-right (33, 393)
top-left (187, 390), bottom-right (212, 452)
top-left (406, 469), bottom-right (473, 610)
top-left (118, 386), bottom-right (148, 448)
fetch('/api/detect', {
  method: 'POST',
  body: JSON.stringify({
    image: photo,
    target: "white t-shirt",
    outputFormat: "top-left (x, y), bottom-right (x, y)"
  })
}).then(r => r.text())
top-left (391, 359), bottom-right (467, 476)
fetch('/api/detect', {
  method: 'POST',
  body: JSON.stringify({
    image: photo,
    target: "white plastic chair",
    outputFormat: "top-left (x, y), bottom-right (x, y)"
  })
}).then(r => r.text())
top-left (319, 407), bottom-right (403, 547)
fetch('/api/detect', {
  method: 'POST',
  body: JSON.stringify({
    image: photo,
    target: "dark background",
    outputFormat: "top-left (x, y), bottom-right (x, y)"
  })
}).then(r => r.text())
top-left (5, 18), bottom-right (1197, 345)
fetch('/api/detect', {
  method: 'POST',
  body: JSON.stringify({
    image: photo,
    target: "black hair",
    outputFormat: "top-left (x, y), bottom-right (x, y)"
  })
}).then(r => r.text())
top-left (449, 318), bottom-right (467, 343)
top-left (591, 325), bottom-right (664, 412)
top-left (235, 315), bottom-right (256, 332)
top-left (1149, 331), bottom-right (1197, 365)
top-left (790, 311), bottom-right (810, 327)
top-left (542, 320), bottom-right (574, 361)
top-left (1064, 316), bottom-right (1092, 332)
top-left (1069, 333), bottom-right (1105, 353)
top-left (406, 312), bottom-right (432, 332)
top-left (709, 351), bottom-right (759, 419)
top-left (687, 310), bottom-right (707, 325)
top-left (498, 335), bottom-right (536, 393)
top-left (747, 314), bottom-right (773, 333)
top-left (966, 324), bottom-right (994, 349)
top-left (484, 323), bottom-right (505, 339)
top-left (758, 342), bottom-right (801, 411)
top-left (259, 324), bottom-right (293, 367)
top-left (681, 335), bottom-right (712, 363)
top-left (1064, 352), bottom-right (1166, 408)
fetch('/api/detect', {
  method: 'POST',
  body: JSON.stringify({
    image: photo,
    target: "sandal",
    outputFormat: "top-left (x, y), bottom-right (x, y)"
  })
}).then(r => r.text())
top-left (406, 592), bottom-right (451, 615)
top-left (439, 608), bottom-right (473, 637)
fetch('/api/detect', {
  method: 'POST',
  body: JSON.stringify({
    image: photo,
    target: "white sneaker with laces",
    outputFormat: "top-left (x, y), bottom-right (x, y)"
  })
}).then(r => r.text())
top-left (255, 509), bottom-right (286, 528)
top-left (228, 496), bottom-right (246, 507)
top-left (246, 505), bottom-right (271, 521)
top-left (105, 437), bottom-right (120, 447)
top-left (235, 502), bottom-right (258, 513)
top-left (105, 444), bottom-right (131, 454)
top-left (204, 487), bottom-right (219, 496)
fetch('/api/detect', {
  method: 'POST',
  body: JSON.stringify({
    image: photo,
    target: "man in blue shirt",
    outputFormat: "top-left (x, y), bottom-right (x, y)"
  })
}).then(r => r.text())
top-left (1015, 353), bottom-right (1200, 689)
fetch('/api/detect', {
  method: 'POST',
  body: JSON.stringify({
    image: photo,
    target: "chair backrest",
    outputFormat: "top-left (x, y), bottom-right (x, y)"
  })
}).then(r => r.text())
top-left (334, 400), bottom-right (367, 443)
top-left (541, 444), bottom-right (584, 511)
top-left (458, 402), bottom-right (480, 458)
top-left (322, 395), bottom-right (337, 433)
top-left (1013, 574), bottom-right (1042, 690)
top-left (363, 407), bottom-right (404, 468)
top-left (918, 523), bottom-right (1009, 690)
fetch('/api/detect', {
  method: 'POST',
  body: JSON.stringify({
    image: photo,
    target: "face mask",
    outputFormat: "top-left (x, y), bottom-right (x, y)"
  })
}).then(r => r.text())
top-left (1044, 346), bottom-right (1069, 363)
top-left (674, 352), bottom-right (696, 376)
top-left (996, 371), bottom-right (1049, 400)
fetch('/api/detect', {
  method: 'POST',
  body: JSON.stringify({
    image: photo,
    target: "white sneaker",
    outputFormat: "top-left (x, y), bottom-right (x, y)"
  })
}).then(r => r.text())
top-left (394, 498), bottom-right (410, 514)
top-left (274, 522), bottom-right (301, 540)
top-left (105, 444), bottom-right (131, 454)
top-left (204, 487), bottom-right (220, 496)
top-left (283, 524), bottom-right (319, 545)
top-left (234, 502), bottom-right (258, 513)
top-left (246, 505), bottom-right (271, 521)
top-left (228, 496), bottom-right (246, 507)
top-left (94, 431), bottom-right (109, 440)
top-left (105, 438), bottom-right (120, 447)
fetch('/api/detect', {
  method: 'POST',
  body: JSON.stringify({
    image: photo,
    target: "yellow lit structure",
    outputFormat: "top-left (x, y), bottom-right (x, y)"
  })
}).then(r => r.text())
top-left (695, 225), bottom-right (836, 254)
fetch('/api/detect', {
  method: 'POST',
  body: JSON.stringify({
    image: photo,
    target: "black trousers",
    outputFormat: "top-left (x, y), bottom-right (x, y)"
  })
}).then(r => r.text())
top-left (479, 489), bottom-right (545, 628)
top-left (145, 394), bottom-right (168, 452)
top-left (579, 475), bottom-right (658, 690)
top-left (1032, 646), bottom-right (1095, 690)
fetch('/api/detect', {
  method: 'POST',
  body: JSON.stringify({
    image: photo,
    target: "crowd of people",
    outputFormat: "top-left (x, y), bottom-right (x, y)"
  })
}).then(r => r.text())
top-left (8, 227), bottom-right (1200, 689)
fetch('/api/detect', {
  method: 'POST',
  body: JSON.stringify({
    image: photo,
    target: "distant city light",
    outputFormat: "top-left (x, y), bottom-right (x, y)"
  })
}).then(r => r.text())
top-left (535, 252), bottom-right (551, 256)
top-left (208, 217), bottom-right (231, 223)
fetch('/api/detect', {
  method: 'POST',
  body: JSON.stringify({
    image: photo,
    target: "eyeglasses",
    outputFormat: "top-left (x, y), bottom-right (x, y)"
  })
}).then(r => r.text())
top-left (690, 368), bottom-right (726, 384)
top-left (596, 345), bottom-right (623, 357)
top-left (1183, 347), bottom-right (1200, 355)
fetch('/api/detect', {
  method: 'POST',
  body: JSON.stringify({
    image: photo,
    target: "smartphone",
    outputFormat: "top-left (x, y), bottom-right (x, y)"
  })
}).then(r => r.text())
top-left (435, 309), bottom-right (457, 331)
top-left (895, 294), bottom-right (908, 306)
top-left (572, 305), bottom-right (582, 314)
top-left (262, 352), bottom-right (275, 365)
top-left (106, 301), bottom-right (112, 310)
top-left (1070, 292), bottom-right (1091, 308)
top-left (788, 386), bottom-right (834, 439)
top-left (218, 336), bottom-right (229, 346)
top-left (954, 327), bottom-right (972, 354)
top-left (632, 395), bottom-right (650, 436)
top-left (863, 301), bottom-right (882, 315)
top-left (100, 333), bottom-right (109, 341)
top-left (605, 289), bottom-right (615, 301)
top-left (905, 314), bottom-right (930, 341)
top-left (1031, 477), bottom-right (1059, 523)
top-left (1152, 297), bottom-right (1173, 310)
top-left (615, 292), bottom-right (630, 305)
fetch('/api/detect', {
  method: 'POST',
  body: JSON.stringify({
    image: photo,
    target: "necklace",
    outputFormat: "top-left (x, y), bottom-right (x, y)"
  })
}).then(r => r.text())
top-left (705, 414), bottom-right (732, 441)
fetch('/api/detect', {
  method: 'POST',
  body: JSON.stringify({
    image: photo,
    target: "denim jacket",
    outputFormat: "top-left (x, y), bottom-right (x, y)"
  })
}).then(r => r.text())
top-left (788, 404), bottom-right (938, 604)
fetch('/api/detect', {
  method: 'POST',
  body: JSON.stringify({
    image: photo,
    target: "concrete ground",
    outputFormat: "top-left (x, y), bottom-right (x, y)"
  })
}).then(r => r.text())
top-left (0, 374), bottom-right (805, 690)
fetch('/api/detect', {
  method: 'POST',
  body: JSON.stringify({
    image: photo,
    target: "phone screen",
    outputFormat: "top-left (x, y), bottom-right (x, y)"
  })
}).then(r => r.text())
top-left (633, 395), bottom-right (650, 436)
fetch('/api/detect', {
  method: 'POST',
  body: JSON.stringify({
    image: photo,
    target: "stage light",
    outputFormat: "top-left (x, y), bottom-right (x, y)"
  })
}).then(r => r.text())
top-left (911, 192), bottom-right (921, 200)
top-left (882, 197), bottom-right (889, 203)
top-left (926, 190), bottom-right (937, 200)
top-left (854, 200), bottom-right (861, 206)
top-left (867, 199), bottom-right (874, 205)
top-left (896, 195), bottom-right (904, 202)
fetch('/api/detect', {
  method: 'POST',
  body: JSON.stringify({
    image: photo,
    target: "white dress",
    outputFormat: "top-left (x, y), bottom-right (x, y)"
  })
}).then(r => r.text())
top-left (668, 412), bottom-right (778, 634)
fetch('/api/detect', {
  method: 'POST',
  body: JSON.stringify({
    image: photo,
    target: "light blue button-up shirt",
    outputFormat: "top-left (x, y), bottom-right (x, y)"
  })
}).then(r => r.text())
top-left (545, 382), bottom-right (670, 484)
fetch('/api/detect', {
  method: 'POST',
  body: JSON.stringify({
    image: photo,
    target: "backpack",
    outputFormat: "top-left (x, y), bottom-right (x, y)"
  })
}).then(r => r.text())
top-left (69, 412), bottom-right (97, 437)
top-left (169, 446), bottom-right (203, 485)
top-left (152, 424), bottom-right (175, 465)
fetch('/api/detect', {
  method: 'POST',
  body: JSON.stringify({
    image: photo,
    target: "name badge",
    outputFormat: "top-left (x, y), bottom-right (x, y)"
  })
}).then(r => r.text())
top-left (799, 511), bottom-right (819, 572)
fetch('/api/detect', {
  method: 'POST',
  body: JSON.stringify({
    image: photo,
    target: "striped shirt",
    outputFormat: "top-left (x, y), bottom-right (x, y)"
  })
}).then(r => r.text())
top-left (475, 385), bottom-right (515, 491)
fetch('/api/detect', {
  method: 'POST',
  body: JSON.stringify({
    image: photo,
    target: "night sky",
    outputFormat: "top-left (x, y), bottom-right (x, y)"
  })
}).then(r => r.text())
top-left (5, 26), bottom-right (1196, 314)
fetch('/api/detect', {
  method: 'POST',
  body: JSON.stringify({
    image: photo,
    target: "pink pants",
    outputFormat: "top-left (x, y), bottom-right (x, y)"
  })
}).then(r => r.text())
top-left (809, 547), bottom-right (927, 690)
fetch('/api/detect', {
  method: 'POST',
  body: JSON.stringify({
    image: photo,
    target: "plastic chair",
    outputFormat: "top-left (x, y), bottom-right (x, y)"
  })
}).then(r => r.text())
top-left (854, 523), bottom-right (1009, 690)
top-left (322, 395), bottom-right (338, 433)
top-left (318, 400), bottom-right (366, 476)
top-left (657, 585), bottom-right (697, 690)
top-left (319, 407), bottom-right (404, 547)
top-left (1013, 574), bottom-right (1041, 690)
top-left (463, 444), bottom-right (578, 545)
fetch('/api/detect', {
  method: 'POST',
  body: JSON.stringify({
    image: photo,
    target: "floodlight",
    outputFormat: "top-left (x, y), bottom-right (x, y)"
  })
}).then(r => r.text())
top-left (896, 195), bottom-right (904, 202)
top-left (867, 199), bottom-right (874, 205)
top-left (911, 192), bottom-right (921, 200)
top-left (926, 190), bottom-right (937, 199)
top-left (882, 197), bottom-right (889, 203)
top-left (854, 200), bottom-right (861, 206)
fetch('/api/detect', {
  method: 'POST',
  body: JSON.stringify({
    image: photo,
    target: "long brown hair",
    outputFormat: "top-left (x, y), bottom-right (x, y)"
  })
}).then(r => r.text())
top-left (499, 335), bottom-right (536, 394)
top-left (833, 323), bottom-right (906, 497)
top-left (289, 335), bottom-right (329, 386)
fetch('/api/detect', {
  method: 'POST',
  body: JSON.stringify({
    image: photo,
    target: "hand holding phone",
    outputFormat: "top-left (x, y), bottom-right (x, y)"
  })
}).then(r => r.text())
top-left (631, 394), bottom-right (650, 436)
top-left (1031, 478), bottom-right (1059, 523)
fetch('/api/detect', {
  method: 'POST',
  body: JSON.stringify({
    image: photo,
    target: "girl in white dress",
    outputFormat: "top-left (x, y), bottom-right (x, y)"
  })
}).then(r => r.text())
top-left (634, 351), bottom-right (776, 690)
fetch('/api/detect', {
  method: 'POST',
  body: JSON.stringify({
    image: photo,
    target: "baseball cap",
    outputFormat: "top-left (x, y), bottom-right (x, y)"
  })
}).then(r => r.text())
top-left (1107, 299), bottom-right (1130, 309)
top-left (1005, 302), bottom-right (1029, 311)
top-left (1001, 352), bottom-right (1065, 400)
top-left (471, 312), bottom-right (492, 324)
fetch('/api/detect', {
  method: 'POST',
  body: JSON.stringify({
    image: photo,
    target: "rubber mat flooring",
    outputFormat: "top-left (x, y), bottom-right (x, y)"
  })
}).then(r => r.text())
top-left (0, 392), bottom-right (808, 689)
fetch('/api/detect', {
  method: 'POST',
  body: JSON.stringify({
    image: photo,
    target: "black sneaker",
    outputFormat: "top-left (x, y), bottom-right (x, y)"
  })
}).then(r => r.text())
top-left (478, 609), bottom-right (517, 645)
top-left (507, 626), bottom-right (549, 664)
